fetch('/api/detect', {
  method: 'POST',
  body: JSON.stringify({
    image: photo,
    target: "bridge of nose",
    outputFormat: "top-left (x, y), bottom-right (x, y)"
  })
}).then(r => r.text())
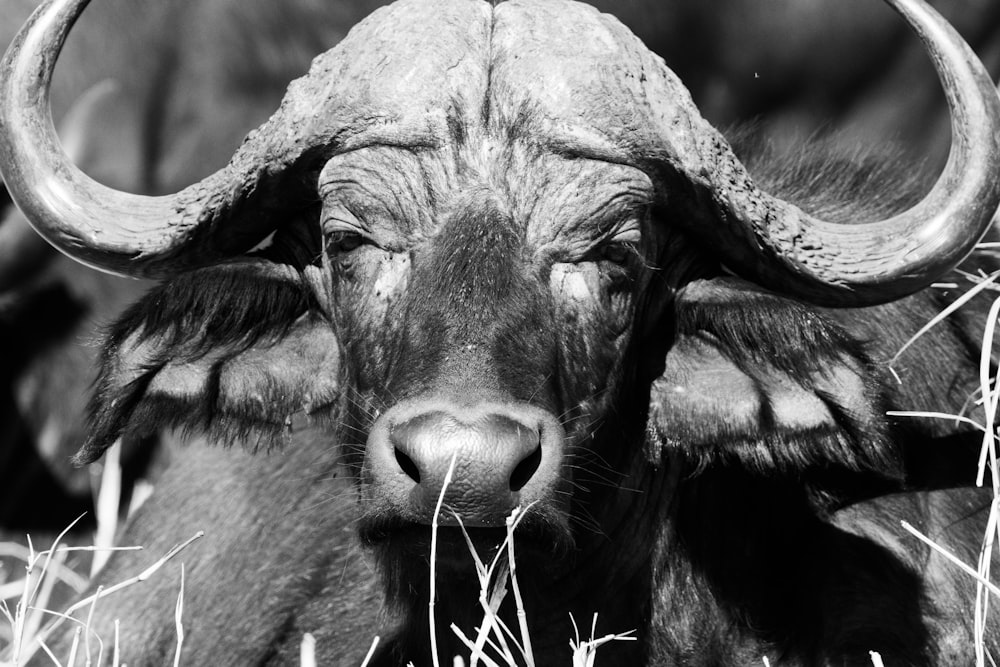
top-left (396, 192), bottom-right (558, 403)
top-left (369, 198), bottom-right (561, 521)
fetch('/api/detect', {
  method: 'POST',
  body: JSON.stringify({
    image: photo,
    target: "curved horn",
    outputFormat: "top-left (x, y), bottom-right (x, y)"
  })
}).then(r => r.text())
top-left (687, 0), bottom-right (1000, 306)
top-left (0, 0), bottom-right (319, 278)
top-left (0, 0), bottom-right (490, 280)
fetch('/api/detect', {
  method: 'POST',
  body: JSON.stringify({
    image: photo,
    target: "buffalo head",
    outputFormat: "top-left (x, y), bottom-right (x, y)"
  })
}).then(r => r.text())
top-left (2, 0), bottom-right (1000, 658)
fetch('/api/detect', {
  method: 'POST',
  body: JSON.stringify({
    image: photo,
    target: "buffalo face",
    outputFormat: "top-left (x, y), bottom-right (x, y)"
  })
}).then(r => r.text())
top-left (322, 140), bottom-right (673, 565)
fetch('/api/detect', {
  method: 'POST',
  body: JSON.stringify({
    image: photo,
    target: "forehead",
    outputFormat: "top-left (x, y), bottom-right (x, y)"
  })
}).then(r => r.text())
top-left (311, 0), bottom-right (674, 160)
top-left (318, 137), bottom-right (654, 249)
top-left (311, 0), bottom-right (666, 244)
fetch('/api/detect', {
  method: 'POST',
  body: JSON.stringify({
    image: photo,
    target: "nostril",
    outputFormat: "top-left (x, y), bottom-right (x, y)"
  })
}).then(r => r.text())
top-left (509, 445), bottom-right (542, 492)
top-left (394, 447), bottom-right (421, 483)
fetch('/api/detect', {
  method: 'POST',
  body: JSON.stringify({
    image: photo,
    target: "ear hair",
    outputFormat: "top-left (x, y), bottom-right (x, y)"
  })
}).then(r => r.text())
top-left (78, 261), bottom-right (338, 463)
top-left (649, 278), bottom-right (900, 502)
top-left (104, 261), bottom-right (316, 359)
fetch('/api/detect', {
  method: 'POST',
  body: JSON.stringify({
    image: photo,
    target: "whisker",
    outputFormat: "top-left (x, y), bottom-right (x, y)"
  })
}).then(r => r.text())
top-left (336, 421), bottom-right (370, 437)
top-left (527, 372), bottom-right (554, 403)
top-left (297, 486), bottom-right (360, 514)
top-left (564, 465), bottom-right (625, 491)
top-left (567, 509), bottom-right (605, 538)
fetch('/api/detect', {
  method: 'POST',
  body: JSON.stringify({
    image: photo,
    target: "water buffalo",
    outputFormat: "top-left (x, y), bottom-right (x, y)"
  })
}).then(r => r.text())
top-left (3, 0), bottom-right (1000, 664)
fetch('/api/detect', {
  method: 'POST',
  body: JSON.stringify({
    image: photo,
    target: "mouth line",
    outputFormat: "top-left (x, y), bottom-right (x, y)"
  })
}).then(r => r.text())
top-left (360, 519), bottom-right (509, 547)
top-left (357, 511), bottom-right (574, 568)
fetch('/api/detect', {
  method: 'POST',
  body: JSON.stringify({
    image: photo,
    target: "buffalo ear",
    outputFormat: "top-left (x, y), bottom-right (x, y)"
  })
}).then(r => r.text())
top-left (649, 278), bottom-right (900, 491)
top-left (76, 262), bottom-right (339, 464)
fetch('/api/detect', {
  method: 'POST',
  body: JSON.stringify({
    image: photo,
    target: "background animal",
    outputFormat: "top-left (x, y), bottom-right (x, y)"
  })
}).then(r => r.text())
top-left (2, 0), bottom-right (1000, 666)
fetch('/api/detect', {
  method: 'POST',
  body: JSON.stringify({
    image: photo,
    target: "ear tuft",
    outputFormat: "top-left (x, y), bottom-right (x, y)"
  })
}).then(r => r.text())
top-left (76, 262), bottom-right (338, 464)
top-left (649, 278), bottom-right (900, 495)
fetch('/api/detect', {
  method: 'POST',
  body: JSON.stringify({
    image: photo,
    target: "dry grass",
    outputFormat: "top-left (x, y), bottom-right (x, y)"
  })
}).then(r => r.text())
top-left (427, 455), bottom-right (634, 667)
top-left (0, 527), bottom-right (199, 667)
top-left (887, 248), bottom-right (1000, 667)
top-left (0, 456), bottom-right (631, 667)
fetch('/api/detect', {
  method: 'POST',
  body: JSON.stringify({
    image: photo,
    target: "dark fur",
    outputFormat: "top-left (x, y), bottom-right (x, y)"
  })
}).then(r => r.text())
top-left (659, 279), bottom-right (900, 494)
top-left (82, 263), bottom-right (317, 458)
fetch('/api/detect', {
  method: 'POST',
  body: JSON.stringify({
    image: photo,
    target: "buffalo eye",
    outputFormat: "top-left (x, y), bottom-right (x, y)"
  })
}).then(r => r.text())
top-left (322, 201), bottom-right (374, 256)
top-left (600, 241), bottom-right (636, 265)
top-left (597, 226), bottom-right (642, 266)
top-left (328, 230), bottom-right (367, 254)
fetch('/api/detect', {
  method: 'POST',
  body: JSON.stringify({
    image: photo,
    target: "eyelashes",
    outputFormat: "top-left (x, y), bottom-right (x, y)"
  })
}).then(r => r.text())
top-left (328, 230), bottom-right (368, 253)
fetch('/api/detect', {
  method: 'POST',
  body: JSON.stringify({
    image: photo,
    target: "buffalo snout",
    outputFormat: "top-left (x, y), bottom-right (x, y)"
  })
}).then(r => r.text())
top-left (364, 399), bottom-right (565, 527)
